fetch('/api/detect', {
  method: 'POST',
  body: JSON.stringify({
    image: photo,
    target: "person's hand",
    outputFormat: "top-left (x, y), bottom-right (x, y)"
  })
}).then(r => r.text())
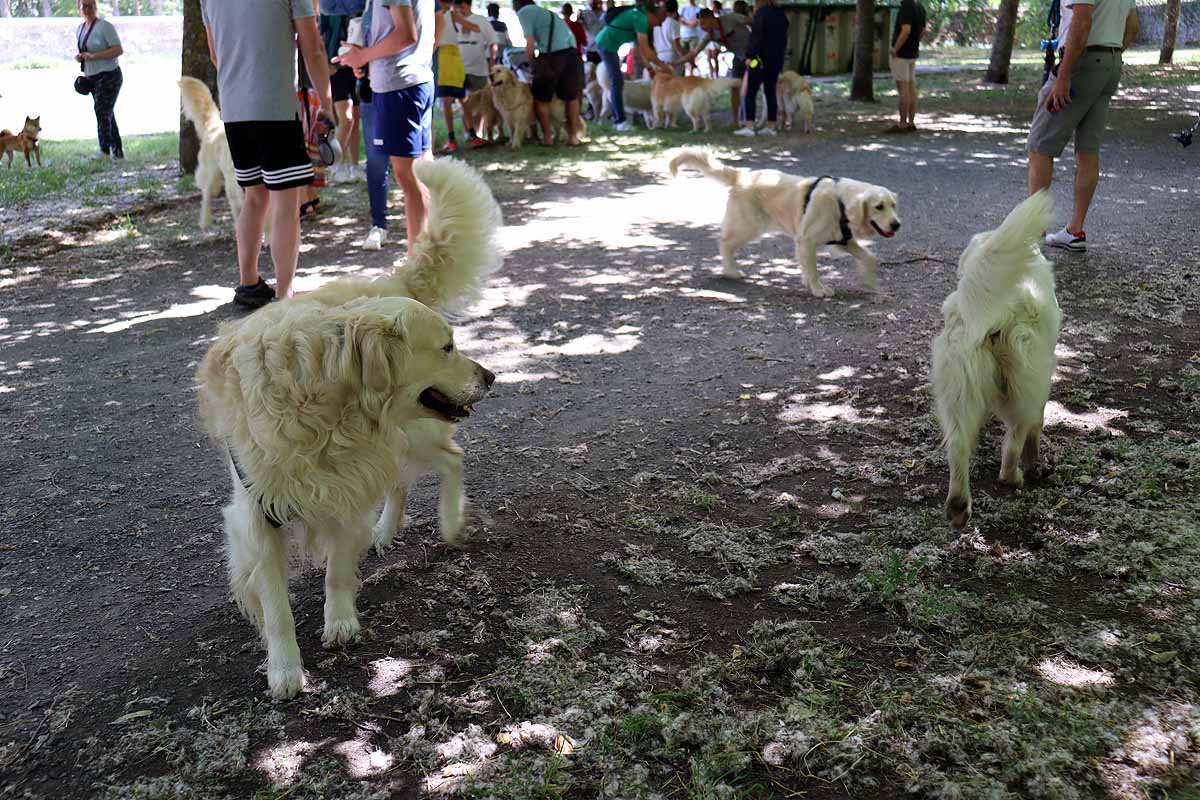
top-left (76, 52), bottom-right (89, 63)
top-left (334, 42), bottom-right (368, 71)
top-left (317, 107), bottom-right (337, 135)
top-left (1046, 74), bottom-right (1072, 113)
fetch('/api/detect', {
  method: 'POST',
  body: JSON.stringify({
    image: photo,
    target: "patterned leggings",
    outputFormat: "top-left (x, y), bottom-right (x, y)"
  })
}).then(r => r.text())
top-left (91, 67), bottom-right (123, 157)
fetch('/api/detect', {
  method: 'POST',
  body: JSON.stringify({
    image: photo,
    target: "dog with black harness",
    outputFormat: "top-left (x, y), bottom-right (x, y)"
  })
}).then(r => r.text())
top-left (667, 148), bottom-right (902, 298)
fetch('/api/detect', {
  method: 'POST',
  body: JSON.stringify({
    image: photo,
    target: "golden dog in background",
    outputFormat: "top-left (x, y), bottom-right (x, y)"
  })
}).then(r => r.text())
top-left (179, 77), bottom-right (242, 230)
top-left (0, 116), bottom-right (42, 168)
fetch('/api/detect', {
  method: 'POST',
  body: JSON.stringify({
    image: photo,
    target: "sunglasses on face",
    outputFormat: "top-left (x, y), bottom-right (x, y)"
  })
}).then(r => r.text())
top-left (82, 2), bottom-right (96, 8)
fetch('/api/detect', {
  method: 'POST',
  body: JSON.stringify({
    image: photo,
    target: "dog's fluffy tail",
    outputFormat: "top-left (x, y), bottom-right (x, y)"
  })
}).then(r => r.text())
top-left (179, 76), bottom-right (223, 135)
top-left (392, 158), bottom-right (504, 313)
top-left (952, 190), bottom-right (1054, 343)
top-left (668, 148), bottom-right (742, 187)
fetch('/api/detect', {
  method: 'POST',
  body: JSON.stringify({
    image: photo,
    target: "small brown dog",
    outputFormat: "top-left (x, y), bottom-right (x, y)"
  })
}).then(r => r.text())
top-left (463, 86), bottom-right (504, 144)
top-left (0, 116), bottom-right (42, 168)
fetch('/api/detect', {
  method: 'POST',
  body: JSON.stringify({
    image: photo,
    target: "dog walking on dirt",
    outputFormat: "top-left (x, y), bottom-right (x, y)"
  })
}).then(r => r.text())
top-left (0, 116), bottom-right (42, 168)
top-left (179, 77), bottom-right (243, 230)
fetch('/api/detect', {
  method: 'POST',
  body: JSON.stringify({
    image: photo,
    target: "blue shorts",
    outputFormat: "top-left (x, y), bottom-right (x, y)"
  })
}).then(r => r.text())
top-left (372, 82), bottom-right (434, 159)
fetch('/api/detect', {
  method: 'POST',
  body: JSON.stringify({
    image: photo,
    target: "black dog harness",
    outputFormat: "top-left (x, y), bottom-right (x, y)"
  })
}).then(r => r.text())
top-left (804, 175), bottom-right (854, 246)
top-left (227, 441), bottom-right (287, 529)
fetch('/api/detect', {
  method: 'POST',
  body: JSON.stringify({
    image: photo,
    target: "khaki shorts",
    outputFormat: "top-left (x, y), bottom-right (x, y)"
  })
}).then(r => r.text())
top-left (890, 56), bottom-right (916, 83)
top-left (1028, 48), bottom-right (1122, 156)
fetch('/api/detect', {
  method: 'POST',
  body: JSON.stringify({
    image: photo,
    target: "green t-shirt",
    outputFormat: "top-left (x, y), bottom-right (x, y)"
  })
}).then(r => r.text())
top-left (595, 8), bottom-right (649, 52)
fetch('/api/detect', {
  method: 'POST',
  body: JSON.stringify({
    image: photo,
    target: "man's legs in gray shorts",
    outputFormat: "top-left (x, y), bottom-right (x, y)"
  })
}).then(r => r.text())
top-left (1027, 50), bottom-right (1122, 242)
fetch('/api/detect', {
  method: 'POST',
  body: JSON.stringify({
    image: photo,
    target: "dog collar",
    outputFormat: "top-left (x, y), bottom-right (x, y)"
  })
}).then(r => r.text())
top-left (226, 440), bottom-right (287, 529)
top-left (804, 175), bottom-right (854, 246)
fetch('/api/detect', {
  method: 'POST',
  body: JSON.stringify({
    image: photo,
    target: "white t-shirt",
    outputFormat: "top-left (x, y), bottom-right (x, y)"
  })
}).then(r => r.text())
top-left (679, 2), bottom-right (701, 39)
top-left (1060, 0), bottom-right (1136, 49)
top-left (437, 9), bottom-right (458, 46)
top-left (654, 16), bottom-right (681, 60)
top-left (457, 11), bottom-right (497, 76)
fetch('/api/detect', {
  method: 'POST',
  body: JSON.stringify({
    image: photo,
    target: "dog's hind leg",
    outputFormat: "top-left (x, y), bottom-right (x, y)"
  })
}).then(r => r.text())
top-left (223, 472), bottom-right (306, 699)
top-left (796, 238), bottom-right (833, 298)
top-left (999, 422), bottom-right (1030, 488)
top-left (719, 227), bottom-right (754, 280)
top-left (944, 428), bottom-right (978, 530)
top-left (1021, 415), bottom-right (1044, 480)
top-left (320, 516), bottom-right (372, 649)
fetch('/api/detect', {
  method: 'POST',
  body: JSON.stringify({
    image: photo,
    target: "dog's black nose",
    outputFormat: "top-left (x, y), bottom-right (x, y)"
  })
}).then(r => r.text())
top-left (481, 368), bottom-right (496, 388)
top-left (890, 221), bottom-right (901, 232)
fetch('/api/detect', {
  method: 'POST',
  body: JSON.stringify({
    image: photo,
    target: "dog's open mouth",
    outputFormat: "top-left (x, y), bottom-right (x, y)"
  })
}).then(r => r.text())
top-left (419, 387), bottom-right (473, 422)
top-left (872, 220), bottom-right (896, 238)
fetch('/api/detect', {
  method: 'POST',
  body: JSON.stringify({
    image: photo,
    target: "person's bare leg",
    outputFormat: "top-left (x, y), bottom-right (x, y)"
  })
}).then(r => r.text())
top-left (1068, 151), bottom-right (1100, 234)
top-left (908, 81), bottom-right (918, 127)
top-left (391, 154), bottom-right (428, 246)
top-left (335, 98), bottom-right (353, 162)
top-left (348, 106), bottom-right (361, 166)
top-left (462, 98), bottom-right (477, 140)
top-left (235, 184), bottom-right (269, 287)
top-left (1028, 152), bottom-right (1054, 196)
top-left (895, 81), bottom-right (905, 125)
top-left (533, 100), bottom-right (553, 145)
top-left (267, 186), bottom-right (302, 299)
top-left (566, 98), bottom-right (583, 144)
top-left (729, 86), bottom-right (739, 128)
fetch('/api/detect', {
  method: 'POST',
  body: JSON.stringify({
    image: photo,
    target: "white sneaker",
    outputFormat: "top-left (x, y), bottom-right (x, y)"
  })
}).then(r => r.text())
top-left (614, 121), bottom-right (635, 132)
top-left (758, 127), bottom-right (778, 137)
top-left (1044, 227), bottom-right (1086, 252)
top-left (360, 226), bottom-right (387, 250)
top-left (733, 127), bottom-right (757, 137)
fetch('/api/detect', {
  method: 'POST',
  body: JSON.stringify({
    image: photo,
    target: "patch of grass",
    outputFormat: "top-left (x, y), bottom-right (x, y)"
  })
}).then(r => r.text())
top-left (858, 548), bottom-right (929, 609)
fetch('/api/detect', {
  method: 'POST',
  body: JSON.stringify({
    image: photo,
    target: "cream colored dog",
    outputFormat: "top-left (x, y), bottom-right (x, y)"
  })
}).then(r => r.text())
top-left (595, 61), bottom-right (654, 127)
top-left (932, 191), bottom-right (1060, 530)
top-left (776, 70), bottom-right (814, 133)
top-left (197, 158), bottom-right (503, 699)
top-left (179, 77), bottom-right (242, 230)
top-left (668, 148), bottom-right (901, 297)
top-left (650, 71), bottom-right (740, 132)
top-left (487, 65), bottom-right (567, 148)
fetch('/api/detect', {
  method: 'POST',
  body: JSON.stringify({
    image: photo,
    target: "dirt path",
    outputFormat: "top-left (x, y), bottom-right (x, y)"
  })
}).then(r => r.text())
top-left (2, 66), bottom-right (1199, 798)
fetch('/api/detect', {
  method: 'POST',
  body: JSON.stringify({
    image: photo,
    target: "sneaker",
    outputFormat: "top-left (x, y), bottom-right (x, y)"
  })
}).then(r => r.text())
top-left (360, 226), bottom-right (388, 251)
top-left (233, 278), bottom-right (276, 309)
top-left (883, 124), bottom-right (907, 134)
top-left (1045, 227), bottom-right (1086, 252)
top-left (440, 141), bottom-right (459, 154)
top-left (733, 127), bottom-right (757, 137)
top-left (466, 136), bottom-right (488, 147)
top-left (613, 121), bottom-right (635, 132)
top-left (758, 127), bottom-right (778, 137)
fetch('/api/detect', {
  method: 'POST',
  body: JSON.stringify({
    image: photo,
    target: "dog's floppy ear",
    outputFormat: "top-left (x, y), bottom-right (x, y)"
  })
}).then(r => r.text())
top-left (339, 314), bottom-right (409, 394)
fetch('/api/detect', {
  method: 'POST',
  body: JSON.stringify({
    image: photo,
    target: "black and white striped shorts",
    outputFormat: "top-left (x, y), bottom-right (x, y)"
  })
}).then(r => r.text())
top-left (224, 118), bottom-right (313, 190)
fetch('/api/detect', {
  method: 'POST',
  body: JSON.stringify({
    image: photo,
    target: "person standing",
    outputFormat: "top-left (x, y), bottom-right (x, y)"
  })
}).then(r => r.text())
top-left (454, 0), bottom-right (498, 146)
top-left (578, 0), bottom-right (605, 65)
top-left (336, 0), bottom-right (435, 250)
top-left (433, 0), bottom-right (480, 153)
top-left (322, 10), bottom-right (362, 180)
top-left (887, 0), bottom-right (926, 133)
top-left (737, 0), bottom-right (788, 136)
top-left (75, 0), bottom-right (124, 160)
top-left (1027, 0), bottom-right (1137, 251)
top-left (653, 0), bottom-right (686, 75)
top-left (202, 0), bottom-right (335, 308)
top-left (515, 0), bottom-right (587, 145)
top-left (595, 1), bottom-right (670, 131)
top-left (692, 7), bottom-right (750, 125)
top-left (677, 0), bottom-right (701, 74)
top-left (352, 0), bottom-right (393, 250)
top-left (486, 2), bottom-right (512, 51)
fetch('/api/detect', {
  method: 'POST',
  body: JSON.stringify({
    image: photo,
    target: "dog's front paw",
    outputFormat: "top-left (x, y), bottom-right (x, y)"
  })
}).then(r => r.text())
top-left (945, 494), bottom-right (972, 530)
top-left (440, 510), bottom-right (466, 548)
top-left (322, 616), bottom-right (361, 649)
top-left (811, 284), bottom-right (835, 298)
top-left (721, 267), bottom-right (745, 280)
top-left (267, 662), bottom-right (307, 700)
top-left (372, 521), bottom-right (398, 556)
top-left (999, 467), bottom-right (1025, 489)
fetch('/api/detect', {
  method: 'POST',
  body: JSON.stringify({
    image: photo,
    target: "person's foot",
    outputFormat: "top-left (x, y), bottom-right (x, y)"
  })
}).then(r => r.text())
top-left (904, 123), bottom-right (918, 132)
top-left (883, 123), bottom-right (907, 134)
top-left (440, 141), bottom-right (459, 154)
top-left (360, 226), bottom-right (388, 251)
top-left (112, 151), bottom-right (125, 159)
top-left (758, 127), bottom-right (777, 137)
top-left (613, 121), bottom-right (635, 132)
top-left (233, 277), bottom-right (276, 309)
top-left (299, 198), bottom-right (321, 219)
top-left (566, 138), bottom-right (584, 147)
top-left (733, 126), bottom-right (756, 137)
top-left (466, 136), bottom-right (488, 147)
top-left (91, 152), bottom-right (109, 161)
top-left (1045, 227), bottom-right (1087, 252)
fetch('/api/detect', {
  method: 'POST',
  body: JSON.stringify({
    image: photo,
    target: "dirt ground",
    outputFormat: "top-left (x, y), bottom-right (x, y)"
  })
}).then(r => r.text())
top-left (2, 62), bottom-right (1199, 799)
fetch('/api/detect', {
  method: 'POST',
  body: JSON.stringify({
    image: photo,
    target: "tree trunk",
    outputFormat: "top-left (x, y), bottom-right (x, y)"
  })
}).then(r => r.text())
top-left (111, 0), bottom-right (118, 17)
top-left (850, 0), bottom-right (876, 101)
top-left (984, 0), bottom-right (1020, 84)
top-left (1160, 0), bottom-right (1181, 63)
top-left (40, 0), bottom-right (51, 16)
top-left (153, 0), bottom-right (163, 13)
top-left (0, 1), bottom-right (12, 19)
top-left (180, 0), bottom-right (218, 174)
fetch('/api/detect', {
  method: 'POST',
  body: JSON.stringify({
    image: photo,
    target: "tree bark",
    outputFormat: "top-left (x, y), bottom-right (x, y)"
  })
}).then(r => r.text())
top-left (153, 0), bottom-right (163, 13)
top-left (0, 0), bottom-right (12, 19)
top-left (180, 0), bottom-right (218, 174)
top-left (851, 0), bottom-right (876, 101)
top-left (111, 0), bottom-right (119, 17)
top-left (1160, 0), bottom-right (1181, 64)
top-left (40, 0), bottom-right (52, 15)
top-left (984, 0), bottom-right (1020, 84)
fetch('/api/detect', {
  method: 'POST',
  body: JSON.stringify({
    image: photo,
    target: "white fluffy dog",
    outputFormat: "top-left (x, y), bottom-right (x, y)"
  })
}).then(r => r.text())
top-left (931, 191), bottom-right (1061, 529)
top-left (197, 159), bottom-right (503, 699)
top-left (668, 149), bottom-right (901, 297)
top-left (179, 76), bottom-right (241, 230)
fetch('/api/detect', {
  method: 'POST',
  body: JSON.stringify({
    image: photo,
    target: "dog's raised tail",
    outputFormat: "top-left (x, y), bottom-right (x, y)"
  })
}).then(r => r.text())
top-left (668, 148), bottom-right (742, 187)
top-left (397, 158), bottom-right (504, 313)
top-left (178, 76), bottom-right (222, 131)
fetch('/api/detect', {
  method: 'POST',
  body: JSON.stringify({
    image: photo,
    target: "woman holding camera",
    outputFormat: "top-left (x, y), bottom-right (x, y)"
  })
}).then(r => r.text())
top-left (75, 0), bottom-right (125, 159)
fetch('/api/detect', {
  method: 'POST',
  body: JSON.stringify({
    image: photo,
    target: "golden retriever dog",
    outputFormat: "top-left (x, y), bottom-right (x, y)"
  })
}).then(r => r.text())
top-left (179, 77), bottom-right (242, 230)
top-left (463, 85), bottom-right (504, 143)
top-left (0, 116), bottom-right (42, 168)
top-left (932, 191), bottom-right (1060, 530)
top-left (776, 71), bottom-right (814, 133)
top-left (197, 158), bottom-right (503, 699)
top-left (650, 71), bottom-right (740, 132)
top-left (487, 65), bottom-right (568, 148)
top-left (668, 148), bottom-right (901, 297)
top-left (596, 61), bottom-right (654, 127)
